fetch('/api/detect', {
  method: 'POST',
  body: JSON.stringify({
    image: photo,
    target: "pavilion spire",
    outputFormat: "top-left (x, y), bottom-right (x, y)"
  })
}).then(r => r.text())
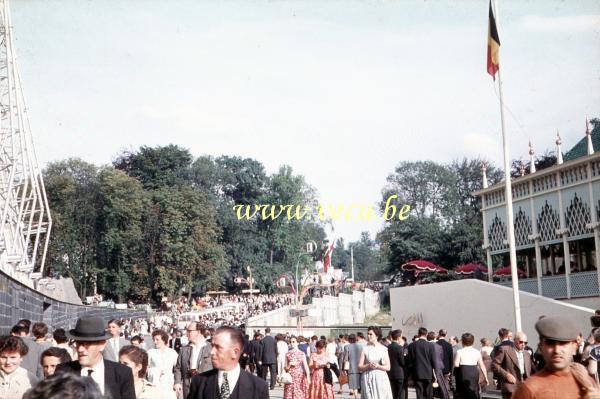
top-left (587, 117), bottom-right (594, 155)
top-left (529, 140), bottom-right (536, 174)
top-left (556, 130), bottom-right (563, 165)
top-left (481, 162), bottom-right (488, 189)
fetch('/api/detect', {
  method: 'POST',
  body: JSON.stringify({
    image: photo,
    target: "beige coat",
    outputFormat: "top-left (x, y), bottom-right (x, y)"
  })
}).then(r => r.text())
top-left (0, 367), bottom-right (39, 399)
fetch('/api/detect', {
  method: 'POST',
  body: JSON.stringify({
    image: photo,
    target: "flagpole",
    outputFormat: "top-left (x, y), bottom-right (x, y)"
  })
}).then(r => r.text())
top-left (493, 0), bottom-right (522, 333)
top-left (351, 246), bottom-right (354, 281)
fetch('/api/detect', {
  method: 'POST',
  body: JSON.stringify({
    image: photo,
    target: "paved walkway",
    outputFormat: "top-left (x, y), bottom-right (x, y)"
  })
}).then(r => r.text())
top-left (266, 384), bottom-right (418, 399)
top-left (266, 384), bottom-right (500, 399)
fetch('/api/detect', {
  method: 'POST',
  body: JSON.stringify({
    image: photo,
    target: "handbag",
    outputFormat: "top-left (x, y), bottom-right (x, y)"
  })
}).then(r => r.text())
top-left (279, 372), bottom-right (293, 385)
top-left (339, 372), bottom-right (349, 386)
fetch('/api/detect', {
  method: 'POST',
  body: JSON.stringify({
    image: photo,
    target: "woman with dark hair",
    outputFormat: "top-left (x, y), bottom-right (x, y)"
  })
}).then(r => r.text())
top-left (358, 326), bottom-right (393, 399)
top-left (308, 339), bottom-right (335, 399)
top-left (147, 330), bottom-right (178, 399)
top-left (0, 335), bottom-right (38, 397)
top-left (284, 336), bottom-right (310, 399)
top-left (53, 328), bottom-right (77, 360)
top-left (454, 333), bottom-right (488, 399)
top-left (119, 345), bottom-right (162, 399)
top-left (24, 373), bottom-right (103, 399)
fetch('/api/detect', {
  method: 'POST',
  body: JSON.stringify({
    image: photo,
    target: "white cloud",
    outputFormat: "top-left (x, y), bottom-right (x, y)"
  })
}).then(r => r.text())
top-left (520, 15), bottom-right (600, 32)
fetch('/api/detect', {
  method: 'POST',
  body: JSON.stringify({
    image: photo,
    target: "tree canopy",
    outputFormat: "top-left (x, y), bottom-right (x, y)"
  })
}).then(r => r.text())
top-left (43, 147), bottom-right (326, 302)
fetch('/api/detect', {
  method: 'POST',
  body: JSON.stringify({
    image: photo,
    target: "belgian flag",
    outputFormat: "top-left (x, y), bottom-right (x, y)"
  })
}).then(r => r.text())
top-left (487, 0), bottom-right (500, 80)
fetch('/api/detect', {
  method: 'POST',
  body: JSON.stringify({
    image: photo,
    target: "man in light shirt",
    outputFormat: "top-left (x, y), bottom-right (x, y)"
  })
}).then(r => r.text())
top-left (56, 316), bottom-right (135, 399)
top-left (103, 319), bottom-right (129, 362)
top-left (188, 326), bottom-right (268, 399)
top-left (174, 322), bottom-right (213, 398)
top-left (492, 331), bottom-right (532, 399)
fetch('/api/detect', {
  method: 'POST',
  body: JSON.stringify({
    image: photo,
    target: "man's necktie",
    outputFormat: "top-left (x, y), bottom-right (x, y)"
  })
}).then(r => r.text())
top-left (87, 369), bottom-right (93, 377)
top-left (220, 372), bottom-right (231, 399)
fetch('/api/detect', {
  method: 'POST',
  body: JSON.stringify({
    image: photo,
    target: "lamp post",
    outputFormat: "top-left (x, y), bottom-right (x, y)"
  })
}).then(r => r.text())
top-left (295, 253), bottom-right (311, 305)
top-left (246, 265), bottom-right (253, 296)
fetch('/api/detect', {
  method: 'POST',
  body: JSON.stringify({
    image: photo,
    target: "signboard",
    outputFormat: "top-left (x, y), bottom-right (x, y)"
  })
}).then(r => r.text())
top-left (289, 309), bottom-right (309, 317)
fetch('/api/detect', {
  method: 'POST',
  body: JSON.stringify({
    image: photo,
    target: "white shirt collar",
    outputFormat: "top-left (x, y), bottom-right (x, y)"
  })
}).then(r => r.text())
top-left (81, 359), bottom-right (105, 395)
top-left (218, 364), bottom-right (241, 394)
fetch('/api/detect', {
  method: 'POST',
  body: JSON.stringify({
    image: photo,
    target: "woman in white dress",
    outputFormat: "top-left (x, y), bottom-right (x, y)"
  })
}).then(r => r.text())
top-left (276, 334), bottom-right (289, 385)
top-left (147, 330), bottom-right (178, 399)
top-left (119, 345), bottom-right (162, 399)
top-left (325, 337), bottom-right (340, 390)
top-left (358, 326), bottom-right (393, 399)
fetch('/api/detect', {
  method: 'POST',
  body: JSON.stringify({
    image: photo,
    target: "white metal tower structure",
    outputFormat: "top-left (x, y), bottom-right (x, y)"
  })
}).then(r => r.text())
top-left (0, 0), bottom-right (52, 288)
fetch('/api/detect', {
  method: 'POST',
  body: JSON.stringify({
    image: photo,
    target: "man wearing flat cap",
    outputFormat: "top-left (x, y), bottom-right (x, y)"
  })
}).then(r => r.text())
top-left (513, 316), bottom-right (600, 399)
top-left (56, 316), bottom-right (136, 399)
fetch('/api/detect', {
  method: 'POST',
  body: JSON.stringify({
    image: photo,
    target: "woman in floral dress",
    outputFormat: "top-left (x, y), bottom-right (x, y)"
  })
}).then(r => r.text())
top-left (308, 339), bottom-right (335, 399)
top-left (284, 336), bottom-right (310, 399)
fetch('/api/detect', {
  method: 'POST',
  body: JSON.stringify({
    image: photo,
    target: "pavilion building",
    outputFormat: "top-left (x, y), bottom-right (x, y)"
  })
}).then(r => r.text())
top-left (473, 120), bottom-right (600, 300)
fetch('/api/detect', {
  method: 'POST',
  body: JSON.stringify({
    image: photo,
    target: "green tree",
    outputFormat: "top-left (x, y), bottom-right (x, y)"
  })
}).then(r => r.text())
top-left (349, 233), bottom-right (387, 281)
top-left (113, 145), bottom-right (193, 189)
top-left (95, 168), bottom-right (146, 302)
top-left (378, 158), bottom-right (503, 272)
top-left (147, 187), bottom-right (227, 299)
top-left (43, 159), bottom-right (100, 298)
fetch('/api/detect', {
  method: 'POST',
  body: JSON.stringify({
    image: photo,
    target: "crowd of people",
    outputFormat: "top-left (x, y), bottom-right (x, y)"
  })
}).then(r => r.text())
top-left (2, 312), bottom-right (600, 399)
top-left (154, 294), bottom-right (295, 328)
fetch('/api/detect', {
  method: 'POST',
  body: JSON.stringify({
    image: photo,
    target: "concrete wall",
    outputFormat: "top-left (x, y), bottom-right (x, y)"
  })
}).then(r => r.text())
top-left (562, 297), bottom-right (600, 310)
top-left (245, 306), bottom-right (293, 327)
top-left (247, 290), bottom-right (381, 329)
top-left (390, 279), bottom-right (594, 348)
top-left (0, 270), bottom-right (147, 335)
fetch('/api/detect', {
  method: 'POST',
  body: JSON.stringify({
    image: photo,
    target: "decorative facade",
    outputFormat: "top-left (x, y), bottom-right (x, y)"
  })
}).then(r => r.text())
top-left (474, 122), bottom-right (600, 299)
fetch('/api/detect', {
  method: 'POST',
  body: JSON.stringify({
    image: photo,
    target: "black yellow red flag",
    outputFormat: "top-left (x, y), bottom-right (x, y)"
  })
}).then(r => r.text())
top-left (487, 0), bottom-right (500, 79)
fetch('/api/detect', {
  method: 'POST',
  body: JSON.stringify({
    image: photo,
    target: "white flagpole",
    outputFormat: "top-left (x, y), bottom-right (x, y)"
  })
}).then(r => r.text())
top-left (493, 0), bottom-right (522, 333)
top-left (351, 246), bottom-right (355, 281)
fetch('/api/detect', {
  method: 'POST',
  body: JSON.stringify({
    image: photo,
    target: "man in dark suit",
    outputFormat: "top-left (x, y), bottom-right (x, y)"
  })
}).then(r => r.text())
top-left (170, 330), bottom-right (183, 353)
top-left (492, 332), bottom-right (532, 399)
top-left (188, 326), bottom-right (269, 399)
top-left (258, 327), bottom-right (277, 389)
top-left (388, 329), bottom-right (406, 399)
top-left (407, 327), bottom-right (437, 399)
top-left (250, 333), bottom-right (262, 375)
top-left (436, 329), bottom-right (453, 376)
top-left (56, 316), bottom-right (135, 399)
top-left (436, 329), bottom-right (454, 395)
top-left (175, 322), bottom-right (214, 398)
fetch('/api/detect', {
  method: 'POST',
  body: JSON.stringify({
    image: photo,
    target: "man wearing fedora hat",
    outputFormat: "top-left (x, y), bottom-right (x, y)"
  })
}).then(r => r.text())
top-left (56, 316), bottom-right (136, 399)
top-left (513, 316), bottom-right (600, 399)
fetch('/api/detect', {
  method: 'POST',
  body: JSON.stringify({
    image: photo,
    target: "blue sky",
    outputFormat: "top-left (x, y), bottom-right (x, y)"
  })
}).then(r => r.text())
top-left (10, 0), bottom-right (600, 242)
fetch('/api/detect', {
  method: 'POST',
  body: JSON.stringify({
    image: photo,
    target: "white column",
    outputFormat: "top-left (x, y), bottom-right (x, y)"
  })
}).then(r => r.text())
top-left (586, 160), bottom-right (600, 295)
top-left (482, 192), bottom-right (493, 283)
top-left (534, 239), bottom-right (543, 295)
top-left (557, 170), bottom-right (571, 299)
top-left (529, 178), bottom-right (542, 295)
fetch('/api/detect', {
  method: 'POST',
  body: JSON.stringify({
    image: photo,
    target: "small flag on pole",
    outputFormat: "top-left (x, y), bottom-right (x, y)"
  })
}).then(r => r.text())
top-left (487, 0), bottom-right (500, 79)
top-left (323, 241), bottom-right (335, 273)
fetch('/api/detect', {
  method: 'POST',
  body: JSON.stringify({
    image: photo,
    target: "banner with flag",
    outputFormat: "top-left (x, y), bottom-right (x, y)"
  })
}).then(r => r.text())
top-left (323, 241), bottom-right (335, 273)
top-left (487, 0), bottom-right (500, 79)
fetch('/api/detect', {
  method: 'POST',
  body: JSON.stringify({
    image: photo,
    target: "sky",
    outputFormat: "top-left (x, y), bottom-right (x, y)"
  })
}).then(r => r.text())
top-left (9, 0), bottom-right (600, 243)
